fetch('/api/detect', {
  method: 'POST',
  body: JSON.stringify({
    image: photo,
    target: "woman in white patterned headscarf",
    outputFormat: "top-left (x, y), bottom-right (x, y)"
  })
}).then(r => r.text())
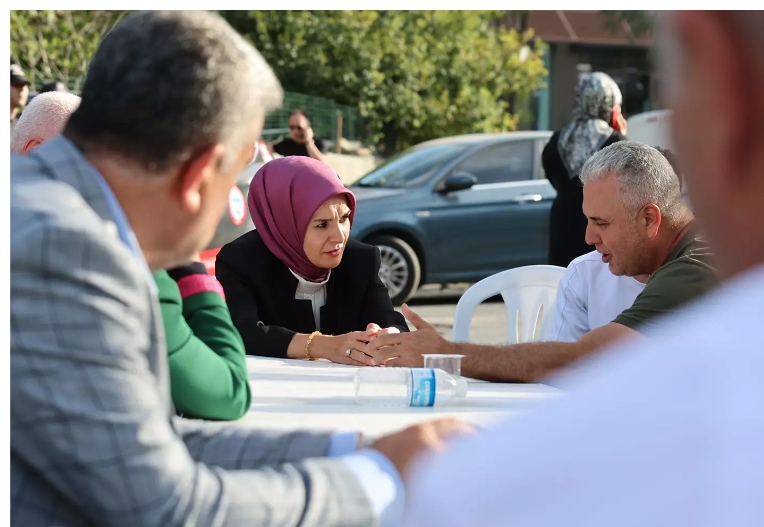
top-left (543, 72), bottom-right (627, 267)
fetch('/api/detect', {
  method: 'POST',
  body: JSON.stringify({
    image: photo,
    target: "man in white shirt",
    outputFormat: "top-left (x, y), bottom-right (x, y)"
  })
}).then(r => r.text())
top-left (547, 250), bottom-right (647, 342)
top-left (403, 10), bottom-right (764, 527)
top-left (368, 141), bottom-right (716, 382)
top-left (548, 148), bottom-right (683, 342)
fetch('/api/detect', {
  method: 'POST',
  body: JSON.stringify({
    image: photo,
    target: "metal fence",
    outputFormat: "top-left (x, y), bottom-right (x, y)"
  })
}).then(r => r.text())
top-left (25, 71), bottom-right (84, 94)
top-left (263, 91), bottom-right (366, 147)
top-left (28, 76), bottom-right (366, 147)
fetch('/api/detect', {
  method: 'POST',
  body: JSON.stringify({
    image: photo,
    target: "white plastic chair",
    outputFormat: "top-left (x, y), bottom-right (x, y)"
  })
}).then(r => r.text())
top-left (452, 265), bottom-right (566, 344)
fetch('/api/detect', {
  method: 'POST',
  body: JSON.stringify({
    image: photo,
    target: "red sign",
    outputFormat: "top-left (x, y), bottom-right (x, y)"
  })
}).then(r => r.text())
top-left (228, 186), bottom-right (247, 226)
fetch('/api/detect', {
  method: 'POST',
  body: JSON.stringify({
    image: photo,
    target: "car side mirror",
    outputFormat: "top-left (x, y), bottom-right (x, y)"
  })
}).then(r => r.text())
top-left (440, 172), bottom-right (477, 193)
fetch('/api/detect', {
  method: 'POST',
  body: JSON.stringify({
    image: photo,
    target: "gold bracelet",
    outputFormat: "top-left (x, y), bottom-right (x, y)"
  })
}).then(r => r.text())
top-left (305, 331), bottom-right (321, 361)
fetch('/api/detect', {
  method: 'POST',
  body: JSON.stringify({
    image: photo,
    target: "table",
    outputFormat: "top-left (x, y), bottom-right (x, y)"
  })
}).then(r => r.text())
top-left (239, 357), bottom-right (562, 436)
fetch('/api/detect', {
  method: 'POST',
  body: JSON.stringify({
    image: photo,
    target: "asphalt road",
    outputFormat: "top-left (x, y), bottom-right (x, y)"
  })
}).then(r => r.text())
top-left (397, 284), bottom-right (509, 345)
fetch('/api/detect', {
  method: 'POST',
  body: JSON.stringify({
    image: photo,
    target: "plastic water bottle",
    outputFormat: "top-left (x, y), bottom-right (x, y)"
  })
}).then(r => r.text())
top-left (354, 367), bottom-right (467, 407)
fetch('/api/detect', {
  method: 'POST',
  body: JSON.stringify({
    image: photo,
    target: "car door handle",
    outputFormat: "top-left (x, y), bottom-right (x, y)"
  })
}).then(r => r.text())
top-left (511, 193), bottom-right (543, 203)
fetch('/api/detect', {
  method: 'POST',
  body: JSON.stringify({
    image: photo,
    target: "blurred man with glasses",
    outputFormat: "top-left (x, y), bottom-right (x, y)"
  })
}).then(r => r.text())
top-left (268, 108), bottom-right (327, 162)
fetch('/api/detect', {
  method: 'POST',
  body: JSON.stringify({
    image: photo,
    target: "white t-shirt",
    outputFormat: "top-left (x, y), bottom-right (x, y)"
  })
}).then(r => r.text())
top-left (547, 250), bottom-right (646, 342)
top-left (404, 264), bottom-right (764, 527)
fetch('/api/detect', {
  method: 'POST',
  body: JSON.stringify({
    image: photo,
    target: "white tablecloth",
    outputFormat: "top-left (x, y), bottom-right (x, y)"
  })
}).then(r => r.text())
top-left (239, 357), bottom-right (561, 436)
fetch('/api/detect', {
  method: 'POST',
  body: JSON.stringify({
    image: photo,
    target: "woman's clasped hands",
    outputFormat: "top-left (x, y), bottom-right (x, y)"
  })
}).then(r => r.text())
top-left (314, 323), bottom-right (400, 366)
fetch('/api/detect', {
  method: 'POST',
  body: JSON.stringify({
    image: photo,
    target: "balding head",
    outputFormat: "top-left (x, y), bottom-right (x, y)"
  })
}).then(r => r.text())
top-left (659, 11), bottom-right (764, 279)
top-left (10, 92), bottom-right (81, 155)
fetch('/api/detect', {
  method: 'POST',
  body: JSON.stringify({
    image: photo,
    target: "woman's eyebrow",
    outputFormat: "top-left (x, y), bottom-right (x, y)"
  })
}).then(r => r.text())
top-left (313, 207), bottom-right (351, 222)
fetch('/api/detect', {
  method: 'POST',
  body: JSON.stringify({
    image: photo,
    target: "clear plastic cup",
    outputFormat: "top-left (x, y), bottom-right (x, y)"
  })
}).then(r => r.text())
top-left (422, 354), bottom-right (466, 379)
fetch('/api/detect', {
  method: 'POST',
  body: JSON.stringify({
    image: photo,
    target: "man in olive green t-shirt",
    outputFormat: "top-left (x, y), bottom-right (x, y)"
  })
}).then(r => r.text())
top-left (365, 142), bottom-right (720, 382)
top-left (613, 228), bottom-right (716, 331)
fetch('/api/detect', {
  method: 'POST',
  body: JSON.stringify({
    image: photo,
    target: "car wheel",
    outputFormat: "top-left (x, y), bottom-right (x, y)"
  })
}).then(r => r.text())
top-left (367, 235), bottom-right (421, 306)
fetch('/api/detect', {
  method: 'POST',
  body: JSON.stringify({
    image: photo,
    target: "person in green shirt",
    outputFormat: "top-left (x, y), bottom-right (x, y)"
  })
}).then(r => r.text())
top-left (155, 261), bottom-right (251, 420)
top-left (365, 141), bottom-right (719, 382)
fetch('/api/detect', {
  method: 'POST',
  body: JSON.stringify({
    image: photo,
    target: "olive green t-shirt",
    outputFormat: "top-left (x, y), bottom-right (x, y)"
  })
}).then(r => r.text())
top-left (613, 229), bottom-right (718, 332)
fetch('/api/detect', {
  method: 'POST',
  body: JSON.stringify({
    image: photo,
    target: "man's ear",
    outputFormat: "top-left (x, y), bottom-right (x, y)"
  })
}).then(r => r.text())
top-left (643, 203), bottom-right (662, 239)
top-left (22, 137), bottom-right (42, 154)
top-left (177, 144), bottom-right (225, 214)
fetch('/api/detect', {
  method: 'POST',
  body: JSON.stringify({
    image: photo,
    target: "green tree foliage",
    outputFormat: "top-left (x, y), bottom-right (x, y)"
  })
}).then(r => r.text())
top-left (222, 10), bottom-right (547, 152)
top-left (10, 10), bottom-right (547, 152)
top-left (10, 10), bottom-right (127, 91)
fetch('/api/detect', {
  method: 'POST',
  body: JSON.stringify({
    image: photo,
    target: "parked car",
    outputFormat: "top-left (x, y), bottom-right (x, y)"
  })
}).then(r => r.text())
top-left (350, 131), bottom-right (555, 305)
top-left (200, 142), bottom-right (271, 275)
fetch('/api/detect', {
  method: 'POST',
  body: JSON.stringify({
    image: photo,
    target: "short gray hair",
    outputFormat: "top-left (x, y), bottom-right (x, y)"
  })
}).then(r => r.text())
top-left (580, 141), bottom-right (685, 224)
top-left (11, 92), bottom-right (81, 154)
top-left (65, 11), bottom-right (282, 172)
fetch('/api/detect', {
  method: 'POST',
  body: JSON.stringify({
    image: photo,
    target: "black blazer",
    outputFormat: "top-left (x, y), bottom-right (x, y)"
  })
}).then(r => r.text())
top-left (215, 230), bottom-right (409, 358)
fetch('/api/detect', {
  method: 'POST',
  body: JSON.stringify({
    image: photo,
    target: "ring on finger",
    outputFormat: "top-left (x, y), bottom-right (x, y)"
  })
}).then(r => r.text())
top-left (345, 348), bottom-right (353, 357)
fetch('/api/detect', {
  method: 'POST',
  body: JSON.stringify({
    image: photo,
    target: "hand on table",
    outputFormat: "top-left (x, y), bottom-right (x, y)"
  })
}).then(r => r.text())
top-left (365, 304), bottom-right (454, 367)
top-left (366, 323), bottom-right (401, 340)
top-left (371, 418), bottom-right (475, 481)
top-left (313, 332), bottom-right (375, 366)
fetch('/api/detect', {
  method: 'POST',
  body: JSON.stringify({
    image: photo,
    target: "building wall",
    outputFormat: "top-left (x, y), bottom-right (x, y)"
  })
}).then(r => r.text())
top-left (549, 44), bottom-right (580, 130)
top-left (543, 43), bottom-right (653, 132)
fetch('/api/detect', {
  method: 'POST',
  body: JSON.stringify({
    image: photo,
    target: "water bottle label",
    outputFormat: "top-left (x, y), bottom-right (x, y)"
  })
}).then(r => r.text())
top-left (409, 368), bottom-right (436, 407)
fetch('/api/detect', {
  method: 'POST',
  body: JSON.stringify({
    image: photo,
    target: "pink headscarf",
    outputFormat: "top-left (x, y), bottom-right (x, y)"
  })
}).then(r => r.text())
top-left (248, 156), bottom-right (356, 282)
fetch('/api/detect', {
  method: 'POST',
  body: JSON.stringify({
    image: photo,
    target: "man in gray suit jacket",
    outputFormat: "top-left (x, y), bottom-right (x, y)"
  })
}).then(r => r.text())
top-left (10, 11), bottom-right (470, 527)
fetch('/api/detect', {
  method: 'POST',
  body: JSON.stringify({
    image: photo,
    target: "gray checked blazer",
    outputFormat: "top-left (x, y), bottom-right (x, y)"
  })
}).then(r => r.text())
top-left (10, 137), bottom-right (376, 527)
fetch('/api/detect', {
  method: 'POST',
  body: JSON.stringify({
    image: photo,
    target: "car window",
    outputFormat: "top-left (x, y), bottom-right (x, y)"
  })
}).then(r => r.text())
top-left (455, 140), bottom-right (533, 185)
top-left (354, 144), bottom-right (466, 188)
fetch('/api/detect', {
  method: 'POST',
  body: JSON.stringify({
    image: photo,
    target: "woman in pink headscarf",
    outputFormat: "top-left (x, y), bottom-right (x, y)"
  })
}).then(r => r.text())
top-left (215, 156), bottom-right (408, 364)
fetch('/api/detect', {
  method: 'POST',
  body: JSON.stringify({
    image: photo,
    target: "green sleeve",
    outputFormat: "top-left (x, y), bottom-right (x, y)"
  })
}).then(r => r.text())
top-left (613, 260), bottom-right (718, 332)
top-left (154, 271), bottom-right (251, 420)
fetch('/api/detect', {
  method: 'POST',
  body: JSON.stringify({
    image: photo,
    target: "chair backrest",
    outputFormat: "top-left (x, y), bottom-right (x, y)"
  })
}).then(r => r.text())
top-left (452, 265), bottom-right (566, 344)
